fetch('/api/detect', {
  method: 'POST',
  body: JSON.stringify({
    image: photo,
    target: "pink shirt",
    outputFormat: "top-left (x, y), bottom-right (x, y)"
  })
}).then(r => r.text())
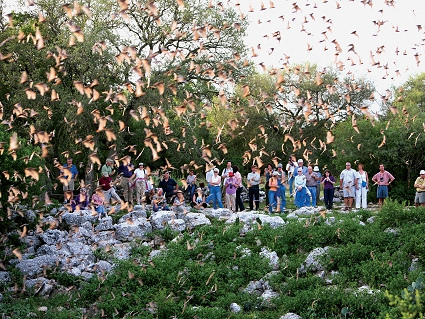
top-left (372, 171), bottom-right (395, 186)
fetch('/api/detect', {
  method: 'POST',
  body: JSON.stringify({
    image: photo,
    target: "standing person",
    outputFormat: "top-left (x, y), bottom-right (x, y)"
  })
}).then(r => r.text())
top-left (205, 164), bottom-right (215, 205)
top-left (297, 159), bottom-right (308, 175)
top-left (101, 158), bottom-right (116, 177)
top-left (305, 166), bottom-right (319, 207)
top-left (371, 164), bottom-right (395, 209)
top-left (355, 164), bottom-right (369, 210)
top-left (340, 162), bottom-right (358, 211)
top-left (276, 164), bottom-right (287, 212)
top-left (221, 161), bottom-right (233, 182)
top-left (118, 156), bottom-right (134, 204)
top-left (314, 166), bottom-right (322, 205)
top-left (321, 169), bottom-right (336, 211)
top-left (264, 163), bottom-right (273, 207)
top-left (99, 171), bottom-right (122, 205)
top-left (268, 171), bottom-right (279, 214)
top-left (286, 155), bottom-right (296, 196)
top-left (224, 172), bottom-right (237, 212)
top-left (62, 157), bottom-right (78, 203)
top-left (247, 165), bottom-right (261, 210)
top-left (294, 168), bottom-right (307, 208)
top-left (209, 168), bottom-right (223, 209)
top-left (233, 165), bottom-right (245, 212)
top-left (158, 171), bottom-right (178, 202)
top-left (186, 170), bottom-right (197, 202)
top-left (130, 163), bottom-right (148, 205)
top-left (414, 170), bottom-right (425, 207)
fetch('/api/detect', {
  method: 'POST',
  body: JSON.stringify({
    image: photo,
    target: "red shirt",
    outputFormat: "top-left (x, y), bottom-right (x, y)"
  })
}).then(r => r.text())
top-left (99, 176), bottom-right (113, 191)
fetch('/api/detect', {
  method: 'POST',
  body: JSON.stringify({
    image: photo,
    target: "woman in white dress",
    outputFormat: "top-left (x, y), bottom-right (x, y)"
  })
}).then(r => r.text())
top-left (355, 163), bottom-right (368, 209)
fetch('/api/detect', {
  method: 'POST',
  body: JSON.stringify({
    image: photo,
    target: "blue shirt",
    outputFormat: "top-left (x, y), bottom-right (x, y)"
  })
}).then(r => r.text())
top-left (63, 164), bottom-right (78, 179)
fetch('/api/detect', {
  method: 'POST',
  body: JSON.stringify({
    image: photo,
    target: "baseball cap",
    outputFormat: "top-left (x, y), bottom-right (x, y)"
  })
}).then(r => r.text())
top-left (313, 166), bottom-right (319, 172)
top-left (297, 159), bottom-right (303, 163)
top-left (420, 170), bottom-right (425, 175)
top-left (277, 163), bottom-right (283, 168)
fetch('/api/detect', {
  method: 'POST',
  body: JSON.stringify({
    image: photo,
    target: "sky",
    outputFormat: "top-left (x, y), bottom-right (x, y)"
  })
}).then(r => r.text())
top-left (2, 0), bottom-right (424, 94)
top-left (236, 0), bottom-right (425, 94)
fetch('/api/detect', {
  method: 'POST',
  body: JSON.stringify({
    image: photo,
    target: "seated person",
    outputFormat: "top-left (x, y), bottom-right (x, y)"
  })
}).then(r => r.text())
top-left (172, 190), bottom-right (186, 213)
top-left (152, 188), bottom-right (170, 212)
top-left (91, 190), bottom-right (107, 220)
top-left (158, 171), bottom-right (178, 201)
top-left (192, 187), bottom-right (207, 209)
top-left (71, 187), bottom-right (90, 211)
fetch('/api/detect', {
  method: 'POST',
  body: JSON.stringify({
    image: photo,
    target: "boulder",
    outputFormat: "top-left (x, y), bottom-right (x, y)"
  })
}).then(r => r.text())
top-left (118, 210), bottom-right (148, 223)
top-left (183, 213), bottom-right (211, 230)
top-left (280, 313), bottom-right (303, 319)
top-left (150, 211), bottom-right (176, 230)
top-left (114, 218), bottom-right (152, 241)
top-left (167, 219), bottom-right (186, 232)
top-left (38, 229), bottom-right (68, 246)
top-left (16, 255), bottom-right (57, 278)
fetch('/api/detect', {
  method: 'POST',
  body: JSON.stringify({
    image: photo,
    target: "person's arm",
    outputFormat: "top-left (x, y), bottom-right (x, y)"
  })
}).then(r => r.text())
top-left (388, 173), bottom-right (395, 185)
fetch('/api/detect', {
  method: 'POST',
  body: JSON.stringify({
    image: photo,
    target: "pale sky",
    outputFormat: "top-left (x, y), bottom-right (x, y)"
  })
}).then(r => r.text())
top-left (236, 0), bottom-right (425, 93)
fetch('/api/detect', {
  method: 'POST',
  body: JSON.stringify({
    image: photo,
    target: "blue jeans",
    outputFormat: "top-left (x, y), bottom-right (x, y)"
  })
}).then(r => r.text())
top-left (306, 186), bottom-right (317, 207)
top-left (206, 185), bottom-right (213, 203)
top-left (188, 184), bottom-right (196, 202)
top-left (295, 187), bottom-right (307, 208)
top-left (288, 176), bottom-right (295, 195)
top-left (210, 186), bottom-right (223, 209)
top-left (277, 185), bottom-right (286, 211)
top-left (268, 190), bottom-right (277, 213)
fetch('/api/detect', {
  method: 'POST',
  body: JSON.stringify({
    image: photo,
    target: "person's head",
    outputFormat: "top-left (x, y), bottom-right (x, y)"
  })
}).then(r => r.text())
top-left (189, 170), bottom-right (194, 175)
top-left (228, 172), bottom-right (234, 177)
top-left (138, 162), bottom-right (144, 169)
top-left (307, 166), bottom-right (313, 173)
top-left (67, 158), bottom-right (73, 164)
top-left (273, 171), bottom-right (279, 177)
top-left (251, 165), bottom-right (257, 172)
top-left (297, 167), bottom-right (303, 175)
top-left (324, 169), bottom-right (332, 176)
top-left (177, 190), bottom-right (184, 197)
top-left (277, 163), bottom-right (283, 170)
top-left (106, 158), bottom-right (114, 166)
top-left (213, 168), bottom-right (219, 174)
top-left (345, 162), bottom-right (352, 170)
top-left (196, 187), bottom-right (202, 193)
top-left (80, 187), bottom-right (86, 194)
top-left (199, 182), bottom-right (205, 188)
top-left (267, 163), bottom-right (273, 170)
top-left (102, 171), bottom-right (109, 177)
top-left (226, 161), bottom-right (232, 168)
top-left (379, 164), bottom-right (385, 171)
top-left (313, 166), bottom-right (319, 173)
top-left (297, 159), bottom-right (304, 167)
top-left (233, 165), bottom-right (239, 173)
top-left (157, 188), bottom-right (163, 195)
top-left (163, 171), bottom-right (170, 179)
top-left (358, 164), bottom-right (364, 171)
top-left (420, 170), bottom-right (425, 177)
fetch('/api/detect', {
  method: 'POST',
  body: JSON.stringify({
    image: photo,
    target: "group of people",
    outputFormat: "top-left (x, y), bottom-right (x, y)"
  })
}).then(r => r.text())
top-left (60, 155), bottom-right (425, 216)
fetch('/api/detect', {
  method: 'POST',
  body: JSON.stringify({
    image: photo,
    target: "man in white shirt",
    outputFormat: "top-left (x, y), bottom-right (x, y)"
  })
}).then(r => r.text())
top-left (340, 162), bottom-right (358, 211)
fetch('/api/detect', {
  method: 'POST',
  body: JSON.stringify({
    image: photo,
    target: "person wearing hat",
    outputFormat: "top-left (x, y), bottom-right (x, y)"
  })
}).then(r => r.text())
top-left (172, 190), bottom-right (186, 213)
top-left (101, 158), bottom-right (116, 177)
top-left (99, 171), bottom-right (122, 205)
top-left (294, 168), bottom-right (307, 208)
top-left (268, 170), bottom-right (280, 213)
top-left (118, 156), bottom-right (135, 205)
top-left (70, 187), bottom-right (89, 211)
top-left (130, 163), bottom-right (149, 205)
top-left (224, 171), bottom-right (237, 212)
top-left (192, 187), bottom-right (207, 209)
top-left (297, 159), bottom-right (308, 175)
top-left (209, 168), bottom-right (223, 209)
top-left (314, 165), bottom-right (322, 206)
top-left (414, 170), bottom-right (425, 207)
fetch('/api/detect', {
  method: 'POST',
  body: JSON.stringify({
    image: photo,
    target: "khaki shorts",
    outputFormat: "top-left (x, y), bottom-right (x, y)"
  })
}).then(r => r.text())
top-left (63, 178), bottom-right (75, 191)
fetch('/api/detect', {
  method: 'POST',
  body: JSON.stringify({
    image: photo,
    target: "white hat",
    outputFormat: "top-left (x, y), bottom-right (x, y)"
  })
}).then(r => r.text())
top-left (420, 170), bottom-right (425, 175)
top-left (138, 162), bottom-right (144, 166)
top-left (313, 166), bottom-right (319, 172)
top-left (273, 171), bottom-right (280, 176)
top-left (297, 159), bottom-right (303, 163)
top-left (213, 168), bottom-right (219, 173)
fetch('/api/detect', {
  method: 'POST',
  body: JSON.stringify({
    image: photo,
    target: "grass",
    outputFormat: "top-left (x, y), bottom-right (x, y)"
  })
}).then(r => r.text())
top-left (1, 200), bottom-right (425, 318)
